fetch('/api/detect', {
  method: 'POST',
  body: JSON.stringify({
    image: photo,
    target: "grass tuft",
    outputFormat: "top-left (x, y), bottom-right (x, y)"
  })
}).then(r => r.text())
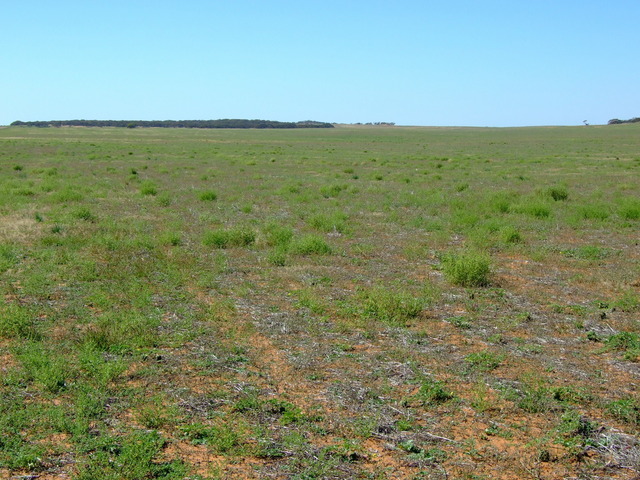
top-left (548, 186), bottom-right (569, 201)
top-left (199, 190), bottom-right (217, 201)
top-left (441, 250), bottom-right (491, 287)
top-left (289, 234), bottom-right (332, 255)
top-left (359, 287), bottom-right (425, 326)
top-left (203, 228), bottom-right (256, 248)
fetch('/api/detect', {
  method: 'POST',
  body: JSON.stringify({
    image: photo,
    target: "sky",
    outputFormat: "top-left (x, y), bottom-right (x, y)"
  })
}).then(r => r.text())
top-left (3, 1), bottom-right (639, 127)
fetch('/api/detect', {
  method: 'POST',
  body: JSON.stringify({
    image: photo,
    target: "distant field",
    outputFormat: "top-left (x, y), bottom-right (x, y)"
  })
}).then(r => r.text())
top-left (1, 124), bottom-right (639, 479)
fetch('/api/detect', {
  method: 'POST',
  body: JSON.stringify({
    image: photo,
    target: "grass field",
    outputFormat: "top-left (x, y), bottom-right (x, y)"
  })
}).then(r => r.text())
top-left (1, 124), bottom-right (639, 479)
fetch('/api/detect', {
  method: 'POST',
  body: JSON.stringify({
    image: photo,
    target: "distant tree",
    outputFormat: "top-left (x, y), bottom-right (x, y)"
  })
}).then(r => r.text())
top-left (608, 117), bottom-right (639, 125)
top-left (9, 119), bottom-right (334, 129)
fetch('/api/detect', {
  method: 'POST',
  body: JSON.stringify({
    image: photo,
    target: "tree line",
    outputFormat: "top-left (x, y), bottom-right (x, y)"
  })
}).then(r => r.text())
top-left (608, 117), bottom-right (640, 125)
top-left (10, 119), bottom-right (334, 129)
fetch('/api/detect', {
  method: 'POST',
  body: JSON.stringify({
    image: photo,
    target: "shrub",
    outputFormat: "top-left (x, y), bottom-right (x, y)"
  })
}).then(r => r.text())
top-left (441, 250), bottom-right (491, 287)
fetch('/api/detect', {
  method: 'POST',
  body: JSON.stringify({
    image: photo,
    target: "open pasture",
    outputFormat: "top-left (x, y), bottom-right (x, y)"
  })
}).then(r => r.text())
top-left (1, 124), bottom-right (639, 479)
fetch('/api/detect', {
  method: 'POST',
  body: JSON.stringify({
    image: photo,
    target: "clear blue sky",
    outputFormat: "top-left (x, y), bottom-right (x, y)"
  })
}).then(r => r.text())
top-left (3, 1), bottom-right (639, 126)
